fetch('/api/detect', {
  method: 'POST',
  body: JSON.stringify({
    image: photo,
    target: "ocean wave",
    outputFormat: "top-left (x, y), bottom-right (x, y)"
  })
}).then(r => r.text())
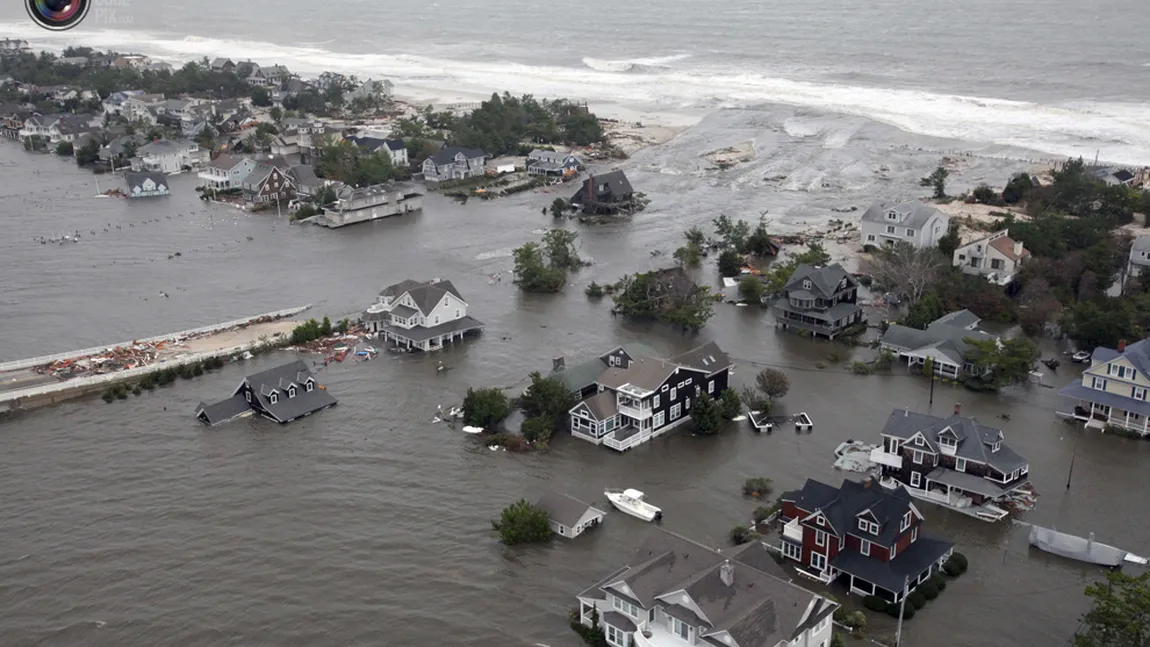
top-left (5, 23), bottom-right (1149, 165)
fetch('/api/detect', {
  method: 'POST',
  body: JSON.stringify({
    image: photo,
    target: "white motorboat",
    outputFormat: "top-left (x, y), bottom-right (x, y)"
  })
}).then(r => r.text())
top-left (462, 425), bottom-right (484, 434)
top-left (605, 488), bottom-right (663, 522)
top-left (1071, 351), bottom-right (1091, 364)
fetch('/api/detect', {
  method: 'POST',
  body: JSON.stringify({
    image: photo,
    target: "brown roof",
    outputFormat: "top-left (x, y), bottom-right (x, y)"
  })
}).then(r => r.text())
top-left (597, 358), bottom-right (680, 392)
top-left (988, 235), bottom-right (1029, 261)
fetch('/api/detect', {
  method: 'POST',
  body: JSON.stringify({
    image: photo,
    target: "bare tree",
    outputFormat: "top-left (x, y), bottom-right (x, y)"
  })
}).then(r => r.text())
top-left (1017, 276), bottom-right (1062, 337)
top-left (871, 242), bottom-right (943, 304)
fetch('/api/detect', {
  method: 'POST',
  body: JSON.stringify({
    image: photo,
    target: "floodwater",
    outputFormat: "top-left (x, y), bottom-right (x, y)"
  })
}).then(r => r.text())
top-left (1, 132), bottom-right (1147, 647)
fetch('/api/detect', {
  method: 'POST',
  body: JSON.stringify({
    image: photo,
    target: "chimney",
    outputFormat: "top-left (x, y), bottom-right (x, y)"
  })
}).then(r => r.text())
top-left (553, 356), bottom-right (565, 372)
top-left (1013, 240), bottom-right (1023, 257)
top-left (863, 476), bottom-right (873, 488)
top-left (903, 408), bottom-right (908, 417)
top-left (719, 560), bottom-right (734, 587)
top-left (1119, 339), bottom-right (1127, 352)
top-left (586, 174), bottom-right (593, 202)
top-left (953, 402), bottom-right (962, 416)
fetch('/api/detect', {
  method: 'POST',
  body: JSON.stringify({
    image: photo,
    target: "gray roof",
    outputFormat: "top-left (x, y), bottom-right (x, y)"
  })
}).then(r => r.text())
top-left (240, 359), bottom-right (337, 423)
top-left (390, 305), bottom-right (417, 318)
top-left (932, 309), bottom-right (980, 329)
top-left (548, 343), bottom-right (662, 393)
top-left (195, 394), bottom-right (250, 426)
top-left (535, 490), bottom-right (603, 528)
top-left (668, 341), bottom-right (732, 375)
top-left (880, 310), bottom-right (994, 362)
top-left (600, 611), bottom-right (636, 632)
top-left (830, 534), bottom-right (953, 593)
top-left (879, 409), bottom-right (1029, 474)
top-left (579, 390), bottom-right (619, 420)
top-left (1059, 380), bottom-right (1150, 416)
top-left (102, 134), bottom-right (145, 157)
top-left (288, 164), bottom-right (321, 187)
top-left (208, 153), bottom-right (251, 170)
top-left (345, 135), bottom-right (404, 153)
top-left (124, 171), bottom-right (168, 192)
top-left (784, 263), bottom-right (854, 298)
top-left (429, 146), bottom-right (486, 165)
top-left (781, 478), bottom-right (916, 547)
top-left (594, 530), bottom-right (836, 645)
top-left (380, 279), bottom-right (423, 298)
top-left (407, 281), bottom-right (464, 315)
top-left (380, 315), bottom-right (484, 343)
top-left (209, 57), bottom-right (233, 68)
top-left (138, 139), bottom-right (194, 155)
top-left (597, 358), bottom-right (681, 392)
top-left (861, 201), bottom-right (942, 228)
top-left (574, 170), bottom-right (633, 202)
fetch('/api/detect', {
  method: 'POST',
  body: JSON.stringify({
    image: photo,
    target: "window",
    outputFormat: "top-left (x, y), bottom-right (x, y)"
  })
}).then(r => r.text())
top-left (815, 530), bottom-right (826, 547)
top-left (672, 618), bottom-right (690, 640)
top-left (695, 385), bottom-right (701, 397)
top-left (956, 458), bottom-right (966, 472)
top-left (661, 384), bottom-right (668, 392)
top-left (1134, 387), bottom-right (1147, 401)
top-left (287, 386), bottom-right (296, 398)
top-left (803, 279), bottom-right (812, 290)
top-left (910, 471), bottom-right (922, 488)
top-left (901, 512), bottom-right (911, 531)
top-left (684, 397), bottom-right (690, 410)
top-left (670, 387), bottom-right (677, 401)
top-left (990, 258), bottom-right (1003, 270)
top-left (708, 380), bottom-right (715, 393)
top-left (245, 391), bottom-right (251, 403)
top-left (305, 380), bottom-right (314, 392)
top-left (609, 355), bottom-right (617, 367)
top-left (906, 228), bottom-right (915, 237)
top-left (605, 624), bottom-right (623, 646)
top-left (991, 441), bottom-right (1001, 452)
top-left (890, 543), bottom-right (898, 559)
top-left (811, 551), bottom-right (827, 571)
top-left (886, 210), bottom-right (898, 220)
top-left (434, 316), bottom-right (439, 324)
top-left (912, 450), bottom-right (923, 465)
top-left (860, 539), bottom-right (871, 556)
top-left (1092, 377), bottom-right (1108, 390)
top-left (269, 392), bottom-right (278, 404)
top-left (783, 541), bottom-right (801, 560)
top-left (653, 394), bottom-right (660, 408)
top-left (886, 225), bottom-right (896, 234)
top-left (912, 526), bottom-right (919, 542)
top-left (653, 412), bottom-right (664, 428)
top-left (914, 435), bottom-right (924, 446)
top-left (958, 254), bottom-right (966, 260)
top-left (670, 404), bottom-right (681, 420)
top-left (858, 519), bottom-right (878, 535)
top-left (867, 234), bottom-right (876, 242)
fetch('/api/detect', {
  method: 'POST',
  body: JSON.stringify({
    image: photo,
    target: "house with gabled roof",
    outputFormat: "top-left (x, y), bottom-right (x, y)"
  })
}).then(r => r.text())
top-left (771, 263), bottom-right (863, 340)
top-left (194, 359), bottom-right (337, 425)
top-left (421, 145), bottom-right (487, 182)
top-left (1059, 339), bottom-right (1150, 435)
top-left (777, 477), bottom-right (953, 604)
top-left (860, 201), bottom-right (950, 249)
top-left (869, 407), bottom-right (1031, 521)
top-left (124, 171), bottom-right (170, 198)
top-left (361, 278), bottom-right (483, 351)
top-left (239, 158), bottom-right (295, 204)
top-left (952, 229), bottom-right (1030, 285)
top-left (209, 58), bottom-right (235, 73)
top-left (535, 491), bottom-right (605, 539)
top-left (527, 149), bottom-right (581, 177)
top-left (571, 170), bottom-right (635, 215)
top-left (576, 529), bottom-right (837, 647)
top-left (560, 341), bottom-right (734, 452)
top-left (880, 309), bottom-right (998, 379)
top-left (344, 135), bottom-right (408, 167)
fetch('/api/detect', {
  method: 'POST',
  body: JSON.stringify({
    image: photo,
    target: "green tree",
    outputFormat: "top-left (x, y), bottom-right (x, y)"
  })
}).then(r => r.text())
top-left (75, 138), bottom-right (101, 165)
top-left (903, 292), bottom-right (945, 329)
top-left (269, 106), bottom-right (283, 124)
top-left (1074, 571), bottom-right (1150, 647)
top-left (549, 197), bottom-right (569, 218)
top-left (738, 275), bottom-right (765, 303)
top-left (55, 141), bottom-right (73, 156)
top-left (251, 85), bottom-right (272, 107)
top-left (612, 269), bottom-right (715, 331)
top-left (491, 499), bottom-right (552, 545)
top-left (519, 371), bottom-right (578, 439)
top-left (1063, 299), bottom-right (1140, 351)
top-left (690, 393), bottom-right (723, 435)
top-left (962, 336), bottom-right (1040, 390)
top-left (792, 242), bottom-right (831, 266)
top-left (971, 184), bottom-right (1000, 205)
top-left (717, 249), bottom-right (743, 277)
top-left (717, 388), bottom-right (742, 420)
top-left (713, 214), bottom-right (751, 252)
top-left (684, 226), bottom-right (706, 248)
top-left (757, 367), bottom-right (789, 400)
top-left (320, 316), bottom-right (332, 336)
top-left (512, 242), bottom-right (566, 293)
top-left (745, 217), bottom-right (777, 256)
top-left (462, 387), bottom-right (511, 427)
top-left (543, 229), bottom-right (582, 271)
top-left (936, 221), bottom-right (961, 258)
top-left (674, 243), bottom-right (701, 268)
top-left (920, 166), bottom-right (949, 199)
top-left (1002, 172), bottom-right (1034, 204)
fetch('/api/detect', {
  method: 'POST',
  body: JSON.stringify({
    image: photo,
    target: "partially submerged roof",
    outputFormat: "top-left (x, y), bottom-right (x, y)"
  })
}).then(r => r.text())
top-left (879, 409), bottom-right (1028, 474)
top-left (880, 310), bottom-right (993, 361)
top-left (195, 394), bottom-right (249, 426)
top-left (241, 359), bottom-right (337, 423)
top-left (535, 490), bottom-right (603, 528)
top-left (429, 145), bottom-right (485, 164)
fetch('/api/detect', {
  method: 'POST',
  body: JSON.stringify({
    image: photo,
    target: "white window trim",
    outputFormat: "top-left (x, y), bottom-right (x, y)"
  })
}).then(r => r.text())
top-left (910, 471), bottom-right (922, 488)
top-left (815, 530), bottom-right (826, 547)
top-left (811, 551), bottom-right (827, 571)
top-left (890, 542), bottom-right (898, 559)
top-left (912, 450), bottom-right (923, 465)
top-left (653, 394), bottom-right (660, 408)
top-left (912, 526), bottom-right (919, 542)
top-left (900, 512), bottom-right (911, 532)
top-left (956, 457), bottom-right (967, 472)
top-left (860, 539), bottom-right (871, 556)
top-left (708, 380), bottom-right (715, 393)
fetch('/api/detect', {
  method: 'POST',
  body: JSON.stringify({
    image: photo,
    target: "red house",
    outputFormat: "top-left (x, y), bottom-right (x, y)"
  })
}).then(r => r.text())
top-left (777, 477), bottom-right (954, 604)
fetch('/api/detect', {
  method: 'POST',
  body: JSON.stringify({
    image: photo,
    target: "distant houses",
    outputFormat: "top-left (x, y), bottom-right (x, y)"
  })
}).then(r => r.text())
top-left (860, 201), bottom-right (950, 249)
top-left (194, 360), bottom-right (337, 425)
top-left (570, 170), bottom-right (634, 215)
top-left (362, 278), bottom-right (484, 351)
top-left (771, 263), bottom-right (863, 340)
top-left (421, 146), bottom-right (487, 182)
top-left (124, 171), bottom-right (170, 198)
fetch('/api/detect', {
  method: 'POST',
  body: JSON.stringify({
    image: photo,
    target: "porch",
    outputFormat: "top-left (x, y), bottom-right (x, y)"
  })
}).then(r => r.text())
top-left (1056, 384), bottom-right (1150, 436)
top-left (379, 317), bottom-right (484, 352)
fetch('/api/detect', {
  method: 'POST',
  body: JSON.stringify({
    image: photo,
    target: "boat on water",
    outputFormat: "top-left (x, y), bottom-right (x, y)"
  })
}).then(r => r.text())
top-left (462, 425), bottom-right (484, 434)
top-left (1028, 524), bottom-right (1148, 567)
top-left (604, 488), bottom-right (662, 522)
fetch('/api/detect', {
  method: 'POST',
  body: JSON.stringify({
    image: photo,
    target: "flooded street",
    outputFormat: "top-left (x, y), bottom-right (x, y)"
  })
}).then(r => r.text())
top-left (1, 115), bottom-right (1146, 647)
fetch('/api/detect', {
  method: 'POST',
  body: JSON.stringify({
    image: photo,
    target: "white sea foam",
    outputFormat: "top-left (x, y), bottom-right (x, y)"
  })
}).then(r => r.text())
top-left (5, 23), bottom-right (1149, 165)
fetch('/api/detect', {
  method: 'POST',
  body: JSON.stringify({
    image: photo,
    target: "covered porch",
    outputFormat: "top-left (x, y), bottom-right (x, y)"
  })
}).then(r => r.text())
top-left (831, 536), bottom-right (954, 603)
top-left (380, 317), bottom-right (484, 352)
top-left (1058, 381), bottom-right (1150, 436)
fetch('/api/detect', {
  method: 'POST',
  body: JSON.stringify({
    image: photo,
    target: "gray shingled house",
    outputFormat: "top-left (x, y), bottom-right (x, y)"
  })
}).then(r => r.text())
top-left (570, 170), bottom-right (634, 215)
top-left (859, 201), bottom-right (950, 249)
top-left (195, 359), bottom-right (337, 425)
top-left (535, 491), bottom-right (605, 539)
top-left (771, 263), bottom-right (863, 340)
top-left (576, 529), bottom-right (838, 647)
top-left (879, 309), bottom-right (997, 379)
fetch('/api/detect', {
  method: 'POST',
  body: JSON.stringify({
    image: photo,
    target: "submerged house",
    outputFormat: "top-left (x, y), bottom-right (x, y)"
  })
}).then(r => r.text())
top-left (526, 149), bottom-right (581, 177)
top-left (124, 171), bottom-right (170, 198)
top-left (194, 360), bottom-right (337, 425)
top-left (318, 182), bottom-right (424, 228)
top-left (771, 263), bottom-right (863, 340)
top-left (777, 477), bottom-right (954, 604)
top-left (577, 530), bottom-right (838, 647)
top-left (535, 491), bottom-right (606, 539)
top-left (869, 407), bottom-right (1030, 521)
top-left (879, 309), bottom-right (997, 379)
top-left (362, 278), bottom-right (484, 351)
top-left (570, 170), bottom-right (635, 215)
top-left (554, 341), bottom-right (734, 452)
top-left (1058, 339), bottom-right (1150, 435)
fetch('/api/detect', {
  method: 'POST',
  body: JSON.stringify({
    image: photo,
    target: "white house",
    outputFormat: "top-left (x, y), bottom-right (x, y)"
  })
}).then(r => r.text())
top-left (1125, 235), bottom-right (1150, 292)
top-left (534, 491), bottom-right (605, 539)
top-left (133, 139), bottom-right (206, 174)
top-left (421, 146), bottom-right (487, 182)
top-left (860, 201), bottom-right (950, 249)
top-left (361, 278), bottom-right (484, 351)
top-left (121, 93), bottom-right (166, 122)
top-left (197, 153), bottom-right (258, 190)
top-left (952, 229), bottom-right (1030, 285)
top-left (102, 90), bottom-right (145, 116)
top-left (577, 531), bottom-right (838, 647)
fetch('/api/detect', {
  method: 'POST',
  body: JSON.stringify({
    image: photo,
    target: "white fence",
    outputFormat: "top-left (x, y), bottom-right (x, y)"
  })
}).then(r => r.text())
top-left (0, 305), bottom-right (311, 373)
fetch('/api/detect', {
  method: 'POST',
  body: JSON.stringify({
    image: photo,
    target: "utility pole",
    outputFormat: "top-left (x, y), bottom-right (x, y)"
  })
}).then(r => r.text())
top-left (928, 372), bottom-right (935, 407)
top-left (894, 575), bottom-right (910, 646)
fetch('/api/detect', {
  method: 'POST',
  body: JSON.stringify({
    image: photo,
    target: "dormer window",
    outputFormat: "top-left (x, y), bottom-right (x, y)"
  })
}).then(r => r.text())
top-left (900, 512), bottom-right (911, 532)
top-left (858, 518), bottom-right (878, 534)
top-left (803, 279), bottom-right (812, 290)
top-left (886, 210), bottom-right (898, 220)
top-left (269, 391), bottom-right (278, 404)
top-left (991, 441), bottom-right (1001, 452)
top-left (305, 380), bottom-right (314, 392)
top-left (938, 435), bottom-right (956, 449)
top-left (288, 385), bottom-right (296, 398)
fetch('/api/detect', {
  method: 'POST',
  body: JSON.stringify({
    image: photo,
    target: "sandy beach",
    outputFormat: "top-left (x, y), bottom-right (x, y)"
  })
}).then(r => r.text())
top-left (159, 320), bottom-right (300, 358)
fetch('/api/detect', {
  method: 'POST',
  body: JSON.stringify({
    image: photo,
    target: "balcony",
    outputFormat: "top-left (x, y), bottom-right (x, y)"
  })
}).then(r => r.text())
top-left (782, 518), bottom-right (804, 542)
top-left (618, 402), bottom-right (653, 420)
top-left (869, 447), bottom-right (903, 469)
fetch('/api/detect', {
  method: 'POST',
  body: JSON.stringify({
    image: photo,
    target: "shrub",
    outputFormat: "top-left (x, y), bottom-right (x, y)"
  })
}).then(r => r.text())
top-left (908, 590), bottom-right (926, 610)
top-left (943, 560), bottom-right (962, 577)
top-left (729, 525), bottom-right (760, 545)
top-left (842, 610), bottom-right (867, 631)
top-left (491, 499), bottom-right (551, 545)
top-left (132, 386), bottom-right (142, 396)
top-left (115, 387), bottom-right (128, 400)
top-left (944, 552), bottom-right (969, 576)
top-left (831, 634), bottom-right (846, 647)
top-left (570, 607), bottom-right (609, 647)
top-left (585, 281), bottom-right (605, 298)
top-left (192, 364), bottom-right (204, 377)
top-left (742, 477), bottom-right (773, 498)
top-left (918, 579), bottom-right (940, 600)
top-left (886, 601), bottom-right (915, 619)
top-left (520, 415), bottom-right (552, 444)
top-left (930, 574), bottom-right (947, 591)
top-left (850, 361), bottom-right (872, 375)
top-left (752, 504), bottom-right (777, 523)
top-left (462, 387), bottom-right (512, 427)
top-left (102, 391), bottom-right (114, 403)
top-left (863, 595), bottom-right (888, 612)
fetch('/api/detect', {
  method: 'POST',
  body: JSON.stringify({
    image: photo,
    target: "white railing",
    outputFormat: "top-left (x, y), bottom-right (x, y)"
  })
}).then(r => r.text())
top-left (0, 305), bottom-right (310, 372)
top-left (869, 447), bottom-right (903, 468)
top-left (618, 403), bottom-right (652, 419)
top-left (782, 519), bottom-right (804, 542)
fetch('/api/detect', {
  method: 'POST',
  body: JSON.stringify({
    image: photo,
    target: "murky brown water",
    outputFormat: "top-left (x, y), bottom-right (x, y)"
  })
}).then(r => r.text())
top-left (1, 132), bottom-right (1144, 647)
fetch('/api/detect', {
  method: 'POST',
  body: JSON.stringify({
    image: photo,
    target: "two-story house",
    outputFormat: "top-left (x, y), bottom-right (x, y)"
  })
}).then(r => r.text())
top-left (319, 182), bottom-right (424, 228)
top-left (124, 171), bottom-right (170, 198)
top-left (952, 229), bottom-right (1030, 285)
top-left (1123, 236), bottom-right (1150, 292)
top-left (121, 93), bottom-right (166, 123)
top-left (209, 58), bottom-right (235, 73)
top-left (869, 407), bottom-right (1031, 522)
top-left (880, 309), bottom-right (998, 379)
top-left (860, 201), bottom-right (950, 249)
top-left (344, 135), bottom-right (409, 167)
top-left (239, 160), bottom-right (296, 204)
top-left (197, 153), bottom-right (258, 190)
top-left (47, 115), bottom-right (101, 144)
top-left (777, 477), bottom-right (954, 604)
top-left (772, 263), bottom-right (863, 340)
top-left (102, 90), bottom-right (144, 115)
top-left (0, 106), bottom-right (35, 140)
top-left (557, 341), bottom-right (734, 452)
top-left (421, 145), bottom-right (487, 182)
top-left (361, 278), bottom-right (484, 351)
top-left (1059, 339), bottom-right (1150, 435)
top-left (570, 170), bottom-right (635, 215)
top-left (527, 149), bottom-right (582, 177)
top-left (195, 359), bottom-right (337, 426)
top-left (577, 530), bottom-right (838, 647)
top-left (132, 139), bottom-right (206, 174)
